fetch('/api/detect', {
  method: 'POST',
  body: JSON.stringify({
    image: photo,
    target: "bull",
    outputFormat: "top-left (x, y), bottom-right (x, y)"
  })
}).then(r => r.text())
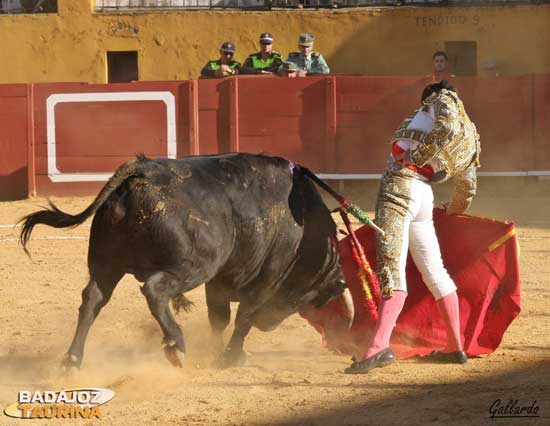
top-left (19, 153), bottom-right (354, 368)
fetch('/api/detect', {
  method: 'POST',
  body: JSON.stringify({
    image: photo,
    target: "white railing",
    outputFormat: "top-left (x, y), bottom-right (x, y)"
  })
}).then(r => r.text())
top-left (93, 0), bottom-right (545, 10)
top-left (94, 0), bottom-right (267, 9)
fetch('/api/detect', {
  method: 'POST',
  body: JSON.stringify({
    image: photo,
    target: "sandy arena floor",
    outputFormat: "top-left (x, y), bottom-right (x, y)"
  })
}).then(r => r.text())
top-left (1, 178), bottom-right (549, 426)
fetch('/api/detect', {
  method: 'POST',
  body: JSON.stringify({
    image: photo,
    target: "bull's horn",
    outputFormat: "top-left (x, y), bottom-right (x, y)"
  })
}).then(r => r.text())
top-left (340, 288), bottom-right (355, 328)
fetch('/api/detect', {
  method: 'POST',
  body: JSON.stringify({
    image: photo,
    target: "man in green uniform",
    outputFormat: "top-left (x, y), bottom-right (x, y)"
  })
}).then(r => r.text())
top-left (241, 33), bottom-right (283, 75)
top-left (200, 42), bottom-right (241, 79)
top-left (284, 33), bottom-right (330, 76)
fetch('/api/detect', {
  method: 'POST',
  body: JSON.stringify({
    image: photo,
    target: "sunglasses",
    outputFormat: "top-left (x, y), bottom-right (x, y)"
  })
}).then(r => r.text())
top-left (222, 51), bottom-right (234, 55)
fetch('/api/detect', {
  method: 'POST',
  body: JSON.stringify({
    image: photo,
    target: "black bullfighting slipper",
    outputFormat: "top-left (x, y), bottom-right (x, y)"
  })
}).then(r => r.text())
top-left (428, 350), bottom-right (468, 364)
top-left (344, 348), bottom-right (396, 374)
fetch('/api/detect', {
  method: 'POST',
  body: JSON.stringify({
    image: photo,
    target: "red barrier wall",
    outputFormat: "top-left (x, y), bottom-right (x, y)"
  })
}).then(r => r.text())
top-left (236, 76), bottom-right (328, 171)
top-left (0, 85), bottom-right (29, 200)
top-left (455, 76), bottom-right (535, 172)
top-left (1, 75), bottom-right (549, 198)
top-left (534, 74), bottom-right (550, 171)
top-left (30, 82), bottom-right (184, 195)
top-left (196, 79), bottom-right (227, 155)
top-left (334, 76), bottom-right (426, 173)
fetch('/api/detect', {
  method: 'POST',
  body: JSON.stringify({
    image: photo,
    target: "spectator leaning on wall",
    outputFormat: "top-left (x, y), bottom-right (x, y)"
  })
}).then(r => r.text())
top-left (278, 61), bottom-right (300, 78)
top-left (430, 51), bottom-right (455, 82)
top-left (241, 33), bottom-right (283, 75)
top-left (200, 42), bottom-right (241, 79)
top-left (283, 33), bottom-right (330, 77)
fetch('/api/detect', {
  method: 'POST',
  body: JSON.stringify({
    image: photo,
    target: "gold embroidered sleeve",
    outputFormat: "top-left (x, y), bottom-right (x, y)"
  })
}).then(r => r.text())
top-left (409, 96), bottom-right (460, 167)
top-left (391, 112), bottom-right (417, 141)
top-left (446, 163), bottom-right (477, 215)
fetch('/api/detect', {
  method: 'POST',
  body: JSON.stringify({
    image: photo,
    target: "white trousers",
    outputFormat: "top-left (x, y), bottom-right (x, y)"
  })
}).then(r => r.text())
top-left (397, 179), bottom-right (456, 299)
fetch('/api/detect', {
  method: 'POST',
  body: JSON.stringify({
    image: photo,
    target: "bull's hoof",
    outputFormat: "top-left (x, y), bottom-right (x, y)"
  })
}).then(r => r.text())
top-left (210, 335), bottom-right (225, 355)
top-left (163, 343), bottom-right (184, 368)
top-left (60, 353), bottom-right (81, 374)
top-left (218, 349), bottom-right (247, 368)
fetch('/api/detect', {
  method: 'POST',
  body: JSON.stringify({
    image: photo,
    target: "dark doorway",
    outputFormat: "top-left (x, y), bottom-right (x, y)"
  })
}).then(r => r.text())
top-left (445, 41), bottom-right (477, 75)
top-left (107, 51), bottom-right (139, 83)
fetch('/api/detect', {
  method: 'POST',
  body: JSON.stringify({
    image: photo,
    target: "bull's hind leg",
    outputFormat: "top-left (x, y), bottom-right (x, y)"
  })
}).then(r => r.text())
top-left (63, 270), bottom-right (123, 369)
top-left (141, 271), bottom-right (188, 368)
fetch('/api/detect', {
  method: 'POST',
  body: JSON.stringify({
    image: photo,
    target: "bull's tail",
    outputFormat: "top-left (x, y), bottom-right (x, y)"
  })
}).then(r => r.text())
top-left (19, 156), bottom-right (147, 255)
top-left (171, 293), bottom-right (195, 315)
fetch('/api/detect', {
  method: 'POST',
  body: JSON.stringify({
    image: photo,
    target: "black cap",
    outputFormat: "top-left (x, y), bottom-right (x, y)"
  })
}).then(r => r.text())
top-left (220, 42), bottom-right (236, 53)
top-left (259, 33), bottom-right (273, 45)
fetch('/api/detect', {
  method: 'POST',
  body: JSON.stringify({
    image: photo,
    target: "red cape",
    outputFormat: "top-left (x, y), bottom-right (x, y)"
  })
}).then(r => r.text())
top-left (301, 209), bottom-right (521, 358)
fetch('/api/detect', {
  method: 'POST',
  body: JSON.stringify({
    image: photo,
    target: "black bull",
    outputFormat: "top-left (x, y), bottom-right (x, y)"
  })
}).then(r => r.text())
top-left (19, 153), bottom-right (354, 368)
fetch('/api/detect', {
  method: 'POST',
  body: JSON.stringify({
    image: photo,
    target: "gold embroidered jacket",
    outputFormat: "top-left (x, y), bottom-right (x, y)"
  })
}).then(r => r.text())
top-left (391, 89), bottom-right (481, 214)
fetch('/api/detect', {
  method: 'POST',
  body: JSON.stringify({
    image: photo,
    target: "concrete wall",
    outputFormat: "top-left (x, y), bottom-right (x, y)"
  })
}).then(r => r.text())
top-left (0, 1), bottom-right (549, 83)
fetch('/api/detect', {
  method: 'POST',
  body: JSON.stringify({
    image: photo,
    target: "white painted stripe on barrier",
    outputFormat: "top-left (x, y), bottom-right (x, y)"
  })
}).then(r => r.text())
top-left (42, 170), bottom-right (550, 182)
top-left (0, 224), bottom-right (92, 228)
top-left (518, 236), bottom-right (550, 240)
top-left (317, 174), bottom-right (382, 180)
top-left (46, 173), bottom-right (114, 182)
top-left (478, 171), bottom-right (550, 177)
top-left (318, 171), bottom-right (550, 179)
top-left (46, 91), bottom-right (176, 183)
top-left (0, 236), bottom-right (87, 242)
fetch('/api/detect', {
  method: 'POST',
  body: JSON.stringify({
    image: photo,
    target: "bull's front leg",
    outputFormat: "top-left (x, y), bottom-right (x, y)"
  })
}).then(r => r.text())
top-left (205, 281), bottom-right (231, 355)
top-left (220, 303), bottom-right (253, 368)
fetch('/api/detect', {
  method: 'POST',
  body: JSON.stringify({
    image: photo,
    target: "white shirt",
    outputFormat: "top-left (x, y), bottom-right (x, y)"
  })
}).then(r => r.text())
top-left (395, 105), bottom-right (444, 173)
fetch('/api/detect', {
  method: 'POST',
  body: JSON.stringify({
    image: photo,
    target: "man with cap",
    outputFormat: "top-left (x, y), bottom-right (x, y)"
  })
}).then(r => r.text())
top-left (284, 33), bottom-right (330, 76)
top-left (241, 33), bottom-right (283, 75)
top-left (200, 42), bottom-right (241, 79)
top-left (278, 61), bottom-right (300, 78)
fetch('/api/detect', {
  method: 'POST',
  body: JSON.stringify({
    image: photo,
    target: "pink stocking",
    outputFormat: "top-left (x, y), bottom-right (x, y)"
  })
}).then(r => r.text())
top-left (365, 290), bottom-right (407, 358)
top-left (436, 291), bottom-right (463, 352)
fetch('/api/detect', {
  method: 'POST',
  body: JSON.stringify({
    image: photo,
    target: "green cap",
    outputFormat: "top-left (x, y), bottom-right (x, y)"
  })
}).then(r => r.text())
top-left (281, 61), bottom-right (299, 72)
top-left (299, 33), bottom-right (314, 47)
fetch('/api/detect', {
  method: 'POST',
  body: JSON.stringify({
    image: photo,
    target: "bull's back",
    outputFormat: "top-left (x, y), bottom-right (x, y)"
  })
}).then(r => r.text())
top-left (178, 154), bottom-right (301, 288)
top-left (88, 154), bottom-right (297, 281)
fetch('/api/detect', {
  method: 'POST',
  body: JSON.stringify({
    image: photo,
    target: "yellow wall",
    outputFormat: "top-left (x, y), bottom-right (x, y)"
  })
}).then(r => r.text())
top-left (1, 0), bottom-right (549, 83)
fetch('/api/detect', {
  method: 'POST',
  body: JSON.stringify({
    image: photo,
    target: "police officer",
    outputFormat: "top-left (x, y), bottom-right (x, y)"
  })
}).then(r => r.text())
top-left (285, 33), bottom-right (330, 76)
top-left (200, 42), bottom-right (241, 79)
top-left (241, 33), bottom-right (283, 75)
